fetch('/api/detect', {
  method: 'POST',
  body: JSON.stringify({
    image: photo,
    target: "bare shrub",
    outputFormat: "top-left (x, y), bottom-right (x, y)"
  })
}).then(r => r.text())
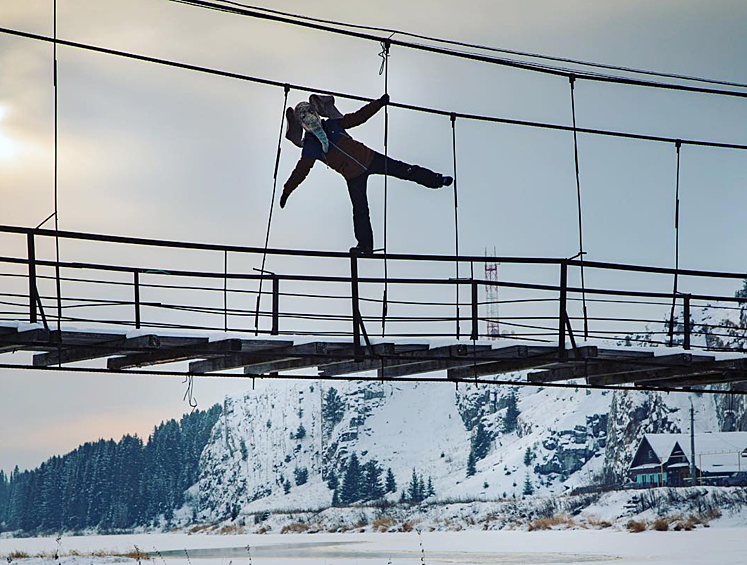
top-left (528, 514), bottom-right (576, 531)
top-left (626, 519), bottom-right (647, 533)
top-left (651, 517), bottom-right (670, 531)
top-left (218, 524), bottom-right (243, 535)
top-left (372, 515), bottom-right (396, 532)
top-left (585, 517), bottom-right (613, 529)
top-left (280, 522), bottom-right (309, 534)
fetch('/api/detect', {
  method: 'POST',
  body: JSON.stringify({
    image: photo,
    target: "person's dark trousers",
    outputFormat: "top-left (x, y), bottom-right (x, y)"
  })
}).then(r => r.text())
top-left (346, 153), bottom-right (442, 249)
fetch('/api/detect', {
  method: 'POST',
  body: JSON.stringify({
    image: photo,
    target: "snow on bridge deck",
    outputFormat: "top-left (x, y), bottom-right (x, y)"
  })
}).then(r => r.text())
top-left (1, 322), bottom-right (746, 391)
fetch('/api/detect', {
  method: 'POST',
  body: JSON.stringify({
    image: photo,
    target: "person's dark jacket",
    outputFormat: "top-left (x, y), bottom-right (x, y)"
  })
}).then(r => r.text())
top-left (281, 99), bottom-right (385, 203)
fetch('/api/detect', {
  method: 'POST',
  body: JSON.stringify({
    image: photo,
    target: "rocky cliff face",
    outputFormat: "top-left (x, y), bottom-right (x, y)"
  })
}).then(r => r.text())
top-left (195, 308), bottom-right (747, 519)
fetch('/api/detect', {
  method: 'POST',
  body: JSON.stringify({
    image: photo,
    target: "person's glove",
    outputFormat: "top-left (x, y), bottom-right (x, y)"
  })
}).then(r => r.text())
top-left (379, 93), bottom-right (390, 106)
top-left (280, 191), bottom-right (290, 209)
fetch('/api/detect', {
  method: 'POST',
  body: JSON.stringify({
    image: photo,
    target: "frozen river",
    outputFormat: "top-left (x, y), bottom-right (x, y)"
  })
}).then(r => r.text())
top-left (1, 529), bottom-right (745, 565)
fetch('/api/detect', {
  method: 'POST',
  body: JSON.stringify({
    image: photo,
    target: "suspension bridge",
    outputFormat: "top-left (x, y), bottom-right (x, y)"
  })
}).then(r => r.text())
top-left (1, 225), bottom-right (746, 395)
top-left (1, 1), bottom-right (746, 395)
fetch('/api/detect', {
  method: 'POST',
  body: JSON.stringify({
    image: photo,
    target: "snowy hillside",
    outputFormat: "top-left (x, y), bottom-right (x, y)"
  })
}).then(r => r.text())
top-left (196, 369), bottom-right (740, 522)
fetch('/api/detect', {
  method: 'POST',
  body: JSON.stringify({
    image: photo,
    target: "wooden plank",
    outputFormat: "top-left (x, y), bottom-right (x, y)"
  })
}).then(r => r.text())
top-left (382, 344), bottom-right (532, 379)
top-left (319, 344), bottom-right (431, 376)
top-left (242, 342), bottom-right (366, 375)
top-left (588, 357), bottom-right (743, 387)
top-left (189, 340), bottom-right (318, 373)
top-left (529, 353), bottom-right (715, 384)
top-left (33, 334), bottom-right (161, 367)
top-left (0, 329), bottom-right (54, 353)
top-left (448, 345), bottom-right (597, 380)
top-left (640, 371), bottom-right (747, 388)
top-left (107, 337), bottom-right (235, 370)
top-left (373, 344), bottom-right (493, 379)
top-left (322, 344), bottom-right (486, 378)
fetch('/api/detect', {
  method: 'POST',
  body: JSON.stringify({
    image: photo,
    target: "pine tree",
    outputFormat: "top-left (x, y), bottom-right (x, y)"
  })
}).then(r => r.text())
top-left (523, 448), bottom-right (532, 466)
top-left (326, 470), bottom-right (339, 491)
top-left (471, 421), bottom-right (492, 460)
top-left (322, 387), bottom-right (346, 429)
top-left (736, 278), bottom-right (747, 299)
top-left (283, 479), bottom-right (292, 494)
top-left (407, 469), bottom-right (420, 502)
top-left (363, 460), bottom-right (385, 501)
top-left (426, 476), bottom-right (435, 498)
top-left (331, 488), bottom-right (340, 507)
top-left (294, 466), bottom-right (309, 486)
top-left (522, 474), bottom-right (534, 496)
top-left (502, 393), bottom-right (520, 433)
top-left (466, 450), bottom-right (477, 477)
top-left (385, 468), bottom-right (397, 493)
top-left (293, 424), bottom-right (306, 440)
top-left (340, 453), bottom-right (362, 504)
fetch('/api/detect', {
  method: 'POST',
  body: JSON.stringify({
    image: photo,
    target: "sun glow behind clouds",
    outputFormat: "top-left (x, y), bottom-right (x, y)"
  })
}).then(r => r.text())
top-left (0, 104), bottom-right (19, 160)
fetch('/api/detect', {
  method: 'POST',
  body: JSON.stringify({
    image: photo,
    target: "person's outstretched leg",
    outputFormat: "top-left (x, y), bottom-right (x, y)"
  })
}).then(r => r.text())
top-left (346, 173), bottom-right (374, 252)
top-left (368, 153), bottom-right (451, 188)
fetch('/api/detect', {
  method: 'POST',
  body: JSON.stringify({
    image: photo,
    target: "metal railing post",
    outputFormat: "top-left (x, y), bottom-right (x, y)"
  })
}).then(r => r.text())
top-left (133, 271), bottom-right (141, 329)
top-left (558, 261), bottom-right (568, 360)
top-left (683, 294), bottom-right (691, 350)
top-left (350, 255), bottom-right (362, 361)
top-left (470, 279), bottom-right (478, 341)
top-left (271, 275), bottom-right (279, 336)
top-left (27, 232), bottom-right (37, 324)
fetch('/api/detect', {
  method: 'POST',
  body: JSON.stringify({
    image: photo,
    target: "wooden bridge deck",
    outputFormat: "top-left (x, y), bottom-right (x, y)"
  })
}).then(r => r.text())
top-left (1, 325), bottom-right (746, 390)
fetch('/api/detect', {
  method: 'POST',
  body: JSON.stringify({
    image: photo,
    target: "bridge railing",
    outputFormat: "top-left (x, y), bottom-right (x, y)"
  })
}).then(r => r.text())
top-left (0, 224), bottom-right (746, 359)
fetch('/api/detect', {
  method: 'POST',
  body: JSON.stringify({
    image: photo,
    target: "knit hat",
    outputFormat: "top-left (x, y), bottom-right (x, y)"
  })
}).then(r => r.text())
top-left (285, 94), bottom-right (343, 149)
top-left (294, 102), bottom-right (329, 153)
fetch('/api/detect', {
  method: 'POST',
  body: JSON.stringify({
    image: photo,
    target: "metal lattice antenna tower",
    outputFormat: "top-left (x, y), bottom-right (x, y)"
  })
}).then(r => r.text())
top-left (485, 247), bottom-right (500, 339)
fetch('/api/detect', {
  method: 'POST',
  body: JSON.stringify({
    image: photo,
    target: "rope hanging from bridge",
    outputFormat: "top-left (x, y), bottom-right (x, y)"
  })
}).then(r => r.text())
top-left (569, 76), bottom-right (589, 340)
top-left (254, 84), bottom-right (290, 334)
top-left (669, 140), bottom-right (682, 347)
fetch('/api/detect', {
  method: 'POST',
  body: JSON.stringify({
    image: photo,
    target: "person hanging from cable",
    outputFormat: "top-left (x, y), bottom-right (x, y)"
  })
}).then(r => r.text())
top-left (280, 93), bottom-right (453, 255)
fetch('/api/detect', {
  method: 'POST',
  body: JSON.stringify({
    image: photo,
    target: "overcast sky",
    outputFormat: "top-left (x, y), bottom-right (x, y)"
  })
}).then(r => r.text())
top-left (1, 0), bottom-right (746, 474)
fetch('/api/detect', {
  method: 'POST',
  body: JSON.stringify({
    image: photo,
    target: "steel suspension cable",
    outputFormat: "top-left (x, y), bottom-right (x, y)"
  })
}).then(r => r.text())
top-left (199, 0), bottom-right (747, 91)
top-left (168, 0), bottom-right (747, 100)
top-left (669, 141), bottom-right (682, 346)
top-left (450, 113), bottom-right (460, 339)
top-left (380, 39), bottom-right (391, 337)
top-left (569, 76), bottom-right (589, 339)
top-left (2, 27), bottom-right (746, 152)
top-left (254, 84), bottom-right (290, 334)
top-left (53, 0), bottom-right (62, 332)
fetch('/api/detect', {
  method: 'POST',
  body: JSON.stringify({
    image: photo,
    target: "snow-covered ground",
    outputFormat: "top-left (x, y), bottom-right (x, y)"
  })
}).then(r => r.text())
top-left (1, 530), bottom-right (746, 565)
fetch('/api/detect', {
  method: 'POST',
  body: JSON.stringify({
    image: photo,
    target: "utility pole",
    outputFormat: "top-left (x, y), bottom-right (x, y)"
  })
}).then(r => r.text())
top-left (690, 399), bottom-right (697, 487)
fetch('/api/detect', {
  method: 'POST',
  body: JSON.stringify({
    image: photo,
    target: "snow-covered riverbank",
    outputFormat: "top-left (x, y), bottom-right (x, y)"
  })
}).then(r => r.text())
top-left (1, 529), bottom-right (746, 565)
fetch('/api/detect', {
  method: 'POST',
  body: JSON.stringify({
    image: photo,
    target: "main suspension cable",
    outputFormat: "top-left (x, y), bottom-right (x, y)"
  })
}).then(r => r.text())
top-left (167, 0), bottom-right (747, 100)
top-left (2, 27), bottom-right (745, 152)
top-left (201, 0), bottom-right (747, 91)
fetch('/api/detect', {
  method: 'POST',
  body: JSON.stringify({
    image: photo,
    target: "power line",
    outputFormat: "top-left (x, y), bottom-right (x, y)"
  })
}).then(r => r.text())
top-left (168, 0), bottom-right (747, 100)
top-left (199, 0), bottom-right (747, 91)
top-left (2, 26), bottom-right (746, 152)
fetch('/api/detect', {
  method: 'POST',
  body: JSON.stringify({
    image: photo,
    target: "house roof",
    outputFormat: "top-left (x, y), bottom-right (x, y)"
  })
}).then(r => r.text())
top-left (633, 432), bottom-right (747, 474)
